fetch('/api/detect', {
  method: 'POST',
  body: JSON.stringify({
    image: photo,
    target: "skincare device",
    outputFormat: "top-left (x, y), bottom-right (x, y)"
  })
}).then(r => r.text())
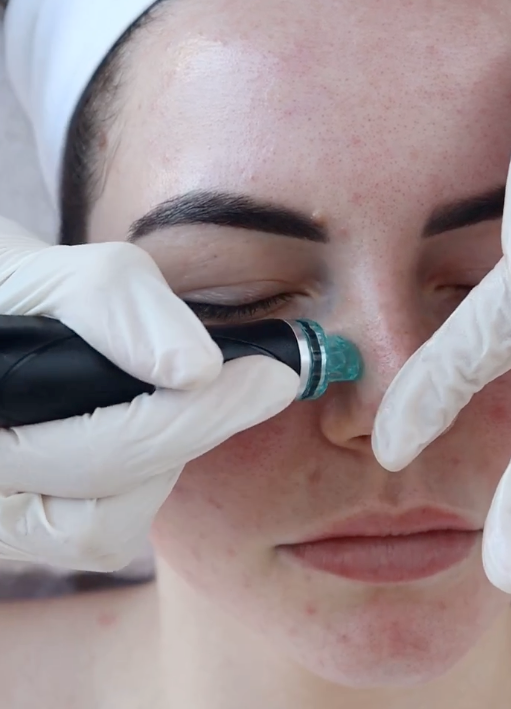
top-left (0, 315), bottom-right (362, 428)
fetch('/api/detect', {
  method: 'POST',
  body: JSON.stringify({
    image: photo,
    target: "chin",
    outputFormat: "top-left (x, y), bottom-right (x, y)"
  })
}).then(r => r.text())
top-left (154, 517), bottom-right (507, 690)
top-left (274, 599), bottom-right (494, 688)
top-left (255, 552), bottom-right (507, 688)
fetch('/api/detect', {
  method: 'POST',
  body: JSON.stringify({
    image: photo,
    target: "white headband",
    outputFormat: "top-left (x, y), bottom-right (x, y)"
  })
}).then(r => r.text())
top-left (4, 0), bottom-right (159, 208)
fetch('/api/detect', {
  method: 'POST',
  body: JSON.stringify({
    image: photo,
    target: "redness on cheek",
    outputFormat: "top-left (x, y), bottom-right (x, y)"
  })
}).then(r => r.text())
top-left (447, 455), bottom-right (462, 468)
top-left (207, 417), bottom-right (291, 492)
top-left (487, 402), bottom-right (511, 427)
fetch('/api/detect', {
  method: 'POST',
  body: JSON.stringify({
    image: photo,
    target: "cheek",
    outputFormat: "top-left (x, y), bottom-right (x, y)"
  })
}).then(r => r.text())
top-left (150, 375), bottom-right (511, 594)
top-left (420, 374), bottom-right (511, 514)
top-left (151, 403), bottom-right (316, 576)
top-left (430, 373), bottom-right (511, 518)
top-left (485, 395), bottom-right (511, 428)
top-left (472, 375), bottom-right (511, 476)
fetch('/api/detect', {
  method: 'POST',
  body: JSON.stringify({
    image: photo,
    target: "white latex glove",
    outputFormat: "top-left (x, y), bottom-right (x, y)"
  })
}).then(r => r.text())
top-left (0, 217), bottom-right (299, 572)
top-left (372, 163), bottom-right (511, 593)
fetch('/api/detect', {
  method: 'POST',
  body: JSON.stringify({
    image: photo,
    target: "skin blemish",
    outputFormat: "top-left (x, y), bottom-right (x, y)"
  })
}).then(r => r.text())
top-left (307, 467), bottom-right (323, 487)
top-left (206, 494), bottom-right (223, 511)
top-left (97, 612), bottom-right (118, 629)
top-left (488, 402), bottom-right (511, 427)
top-left (311, 209), bottom-right (327, 227)
top-left (447, 455), bottom-right (462, 468)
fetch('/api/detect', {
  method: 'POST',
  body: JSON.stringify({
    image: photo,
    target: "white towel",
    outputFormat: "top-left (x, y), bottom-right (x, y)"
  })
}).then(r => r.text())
top-left (3, 0), bottom-right (158, 207)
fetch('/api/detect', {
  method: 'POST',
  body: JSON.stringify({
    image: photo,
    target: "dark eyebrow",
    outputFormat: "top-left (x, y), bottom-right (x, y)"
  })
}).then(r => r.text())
top-left (423, 185), bottom-right (505, 237)
top-left (128, 191), bottom-right (327, 243)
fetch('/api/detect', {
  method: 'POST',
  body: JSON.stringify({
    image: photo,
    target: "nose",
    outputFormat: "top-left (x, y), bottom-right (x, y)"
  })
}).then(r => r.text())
top-left (319, 283), bottom-right (430, 451)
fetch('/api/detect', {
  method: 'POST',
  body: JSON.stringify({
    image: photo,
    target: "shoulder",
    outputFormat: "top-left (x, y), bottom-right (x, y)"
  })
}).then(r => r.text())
top-left (0, 580), bottom-right (161, 708)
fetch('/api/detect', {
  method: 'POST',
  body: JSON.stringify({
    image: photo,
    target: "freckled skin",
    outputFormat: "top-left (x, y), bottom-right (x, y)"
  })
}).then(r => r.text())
top-left (89, 0), bottom-right (511, 691)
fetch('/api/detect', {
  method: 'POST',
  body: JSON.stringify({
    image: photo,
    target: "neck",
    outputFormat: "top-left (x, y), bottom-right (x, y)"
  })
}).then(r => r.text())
top-left (156, 559), bottom-right (511, 709)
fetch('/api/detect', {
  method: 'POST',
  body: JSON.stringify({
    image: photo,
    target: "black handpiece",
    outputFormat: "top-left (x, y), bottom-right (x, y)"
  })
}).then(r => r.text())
top-left (0, 315), bottom-right (302, 428)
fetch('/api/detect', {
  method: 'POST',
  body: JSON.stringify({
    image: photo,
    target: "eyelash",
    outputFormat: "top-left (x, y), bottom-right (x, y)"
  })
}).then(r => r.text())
top-left (184, 293), bottom-right (294, 322)
top-left (183, 281), bottom-right (476, 324)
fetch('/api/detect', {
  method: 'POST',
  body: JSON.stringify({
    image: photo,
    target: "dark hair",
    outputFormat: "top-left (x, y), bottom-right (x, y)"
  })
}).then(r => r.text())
top-left (59, 2), bottom-right (166, 245)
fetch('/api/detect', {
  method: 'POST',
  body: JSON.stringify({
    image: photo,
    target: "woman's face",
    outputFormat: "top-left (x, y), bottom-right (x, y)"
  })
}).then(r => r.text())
top-left (88, 0), bottom-right (511, 688)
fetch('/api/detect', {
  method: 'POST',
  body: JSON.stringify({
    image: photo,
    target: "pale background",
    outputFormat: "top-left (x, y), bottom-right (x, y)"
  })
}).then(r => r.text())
top-left (0, 28), bottom-right (154, 597)
top-left (0, 29), bottom-right (55, 240)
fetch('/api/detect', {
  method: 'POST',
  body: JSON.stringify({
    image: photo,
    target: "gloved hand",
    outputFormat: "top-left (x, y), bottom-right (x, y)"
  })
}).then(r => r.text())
top-left (372, 163), bottom-right (511, 593)
top-left (0, 217), bottom-right (299, 572)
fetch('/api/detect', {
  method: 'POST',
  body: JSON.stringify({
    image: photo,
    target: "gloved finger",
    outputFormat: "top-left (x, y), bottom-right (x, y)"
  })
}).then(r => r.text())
top-left (0, 471), bottom-right (176, 572)
top-left (482, 456), bottom-right (511, 594)
top-left (0, 236), bottom-right (222, 390)
top-left (0, 357), bottom-right (299, 499)
top-left (372, 259), bottom-right (511, 471)
top-left (500, 160), bottom-right (511, 261)
top-left (0, 216), bottom-right (47, 262)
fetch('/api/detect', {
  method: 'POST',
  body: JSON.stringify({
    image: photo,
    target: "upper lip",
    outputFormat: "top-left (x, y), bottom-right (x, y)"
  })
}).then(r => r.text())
top-left (286, 507), bottom-right (481, 544)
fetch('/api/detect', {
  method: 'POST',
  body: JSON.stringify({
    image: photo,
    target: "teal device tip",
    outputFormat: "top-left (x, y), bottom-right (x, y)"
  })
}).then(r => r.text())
top-left (294, 319), bottom-right (363, 400)
top-left (326, 334), bottom-right (363, 384)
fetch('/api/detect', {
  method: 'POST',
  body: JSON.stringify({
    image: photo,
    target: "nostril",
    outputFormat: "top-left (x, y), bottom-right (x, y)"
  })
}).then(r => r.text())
top-left (355, 434), bottom-right (373, 450)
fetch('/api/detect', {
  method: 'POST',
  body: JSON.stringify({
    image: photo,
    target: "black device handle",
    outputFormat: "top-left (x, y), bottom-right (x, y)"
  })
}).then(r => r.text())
top-left (0, 315), bottom-right (301, 428)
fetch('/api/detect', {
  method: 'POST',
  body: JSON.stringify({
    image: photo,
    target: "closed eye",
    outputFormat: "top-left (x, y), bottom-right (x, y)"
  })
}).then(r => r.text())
top-left (183, 293), bottom-right (294, 323)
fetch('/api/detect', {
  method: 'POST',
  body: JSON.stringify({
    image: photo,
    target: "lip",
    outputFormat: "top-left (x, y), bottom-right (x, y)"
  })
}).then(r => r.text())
top-left (291, 507), bottom-right (480, 542)
top-left (278, 507), bottom-right (481, 584)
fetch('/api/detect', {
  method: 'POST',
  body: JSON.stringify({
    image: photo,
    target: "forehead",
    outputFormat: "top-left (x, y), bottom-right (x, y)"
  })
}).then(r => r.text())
top-left (110, 0), bottom-right (511, 224)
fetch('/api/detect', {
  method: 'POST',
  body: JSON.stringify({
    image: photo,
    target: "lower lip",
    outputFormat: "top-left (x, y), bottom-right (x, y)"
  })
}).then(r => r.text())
top-left (280, 530), bottom-right (480, 583)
